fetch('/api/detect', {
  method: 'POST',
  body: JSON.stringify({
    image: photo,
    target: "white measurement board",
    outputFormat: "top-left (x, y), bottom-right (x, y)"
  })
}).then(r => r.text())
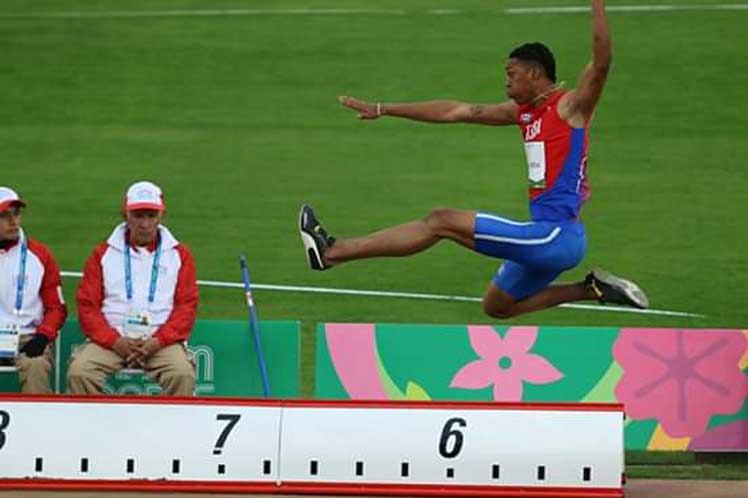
top-left (0, 395), bottom-right (624, 497)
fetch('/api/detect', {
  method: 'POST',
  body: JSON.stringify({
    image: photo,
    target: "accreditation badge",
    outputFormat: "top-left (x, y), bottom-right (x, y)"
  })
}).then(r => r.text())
top-left (0, 324), bottom-right (20, 358)
top-left (123, 310), bottom-right (153, 340)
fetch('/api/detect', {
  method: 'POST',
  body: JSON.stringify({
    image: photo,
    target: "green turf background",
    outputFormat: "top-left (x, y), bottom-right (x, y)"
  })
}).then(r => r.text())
top-left (1, 1), bottom-right (748, 479)
top-left (2, 0), bottom-right (746, 404)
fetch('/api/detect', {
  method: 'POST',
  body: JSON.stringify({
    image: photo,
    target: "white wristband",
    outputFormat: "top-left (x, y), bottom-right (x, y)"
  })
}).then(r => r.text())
top-left (376, 102), bottom-right (382, 117)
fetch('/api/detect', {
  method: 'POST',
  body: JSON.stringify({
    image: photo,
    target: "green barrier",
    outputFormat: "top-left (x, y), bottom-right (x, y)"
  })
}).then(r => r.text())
top-left (0, 369), bottom-right (21, 392)
top-left (316, 323), bottom-right (748, 451)
top-left (0, 319), bottom-right (300, 398)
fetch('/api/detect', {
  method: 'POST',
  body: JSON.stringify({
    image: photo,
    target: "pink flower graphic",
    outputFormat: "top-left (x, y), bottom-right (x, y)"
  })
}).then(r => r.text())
top-left (450, 325), bottom-right (563, 401)
top-left (614, 329), bottom-right (748, 438)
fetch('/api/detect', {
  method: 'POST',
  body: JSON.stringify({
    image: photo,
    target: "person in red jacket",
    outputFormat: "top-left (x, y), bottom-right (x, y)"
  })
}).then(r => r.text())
top-left (68, 181), bottom-right (198, 395)
top-left (0, 187), bottom-right (67, 394)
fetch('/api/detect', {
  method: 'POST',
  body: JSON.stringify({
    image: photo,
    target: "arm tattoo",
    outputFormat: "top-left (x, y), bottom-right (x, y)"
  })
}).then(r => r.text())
top-left (469, 105), bottom-right (485, 117)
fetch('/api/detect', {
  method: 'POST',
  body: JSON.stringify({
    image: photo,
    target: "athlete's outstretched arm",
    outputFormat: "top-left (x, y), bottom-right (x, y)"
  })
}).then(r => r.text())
top-left (338, 96), bottom-right (518, 126)
top-left (562, 0), bottom-right (612, 120)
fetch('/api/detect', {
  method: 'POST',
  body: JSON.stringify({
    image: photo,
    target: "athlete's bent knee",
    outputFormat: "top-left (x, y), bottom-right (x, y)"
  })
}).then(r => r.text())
top-left (482, 301), bottom-right (518, 319)
top-left (424, 208), bottom-right (458, 235)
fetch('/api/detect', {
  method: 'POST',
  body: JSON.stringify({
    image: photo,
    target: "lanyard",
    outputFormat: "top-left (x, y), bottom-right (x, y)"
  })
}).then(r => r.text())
top-left (14, 237), bottom-right (28, 316)
top-left (124, 235), bottom-right (162, 304)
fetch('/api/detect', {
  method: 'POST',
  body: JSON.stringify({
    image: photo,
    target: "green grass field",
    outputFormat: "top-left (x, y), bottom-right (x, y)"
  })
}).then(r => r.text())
top-left (2, 0), bottom-right (747, 481)
top-left (3, 0), bottom-right (747, 383)
top-left (2, 3), bottom-right (746, 359)
top-left (627, 450), bottom-right (748, 479)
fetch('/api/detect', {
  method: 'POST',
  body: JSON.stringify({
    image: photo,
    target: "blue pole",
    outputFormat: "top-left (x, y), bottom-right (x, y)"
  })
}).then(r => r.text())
top-left (239, 254), bottom-right (271, 398)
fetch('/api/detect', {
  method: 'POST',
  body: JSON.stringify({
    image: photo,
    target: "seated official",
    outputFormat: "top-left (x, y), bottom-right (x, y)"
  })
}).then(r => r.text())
top-left (68, 181), bottom-right (198, 395)
top-left (0, 187), bottom-right (67, 394)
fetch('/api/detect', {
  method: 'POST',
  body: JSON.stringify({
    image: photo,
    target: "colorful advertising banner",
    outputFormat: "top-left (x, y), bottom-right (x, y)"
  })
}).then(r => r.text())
top-left (315, 324), bottom-right (748, 451)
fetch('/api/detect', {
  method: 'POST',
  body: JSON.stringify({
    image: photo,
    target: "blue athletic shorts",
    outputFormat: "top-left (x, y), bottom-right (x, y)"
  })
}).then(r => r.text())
top-left (473, 212), bottom-right (586, 300)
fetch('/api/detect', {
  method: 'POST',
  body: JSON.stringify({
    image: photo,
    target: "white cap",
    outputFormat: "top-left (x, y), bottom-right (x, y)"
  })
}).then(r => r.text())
top-left (0, 187), bottom-right (26, 213)
top-left (124, 181), bottom-right (166, 212)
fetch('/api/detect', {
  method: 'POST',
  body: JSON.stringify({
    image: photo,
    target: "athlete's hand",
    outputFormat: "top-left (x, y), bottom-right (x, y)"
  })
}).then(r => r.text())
top-left (338, 95), bottom-right (381, 120)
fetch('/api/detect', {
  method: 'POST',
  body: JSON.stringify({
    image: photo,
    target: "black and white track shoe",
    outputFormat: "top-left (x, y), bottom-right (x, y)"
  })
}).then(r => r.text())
top-left (299, 204), bottom-right (335, 271)
top-left (585, 268), bottom-right (649, 309)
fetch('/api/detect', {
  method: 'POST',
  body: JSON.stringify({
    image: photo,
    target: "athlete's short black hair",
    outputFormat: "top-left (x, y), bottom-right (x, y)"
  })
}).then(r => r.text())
top-left (509, 42), bottom-right (557, 82)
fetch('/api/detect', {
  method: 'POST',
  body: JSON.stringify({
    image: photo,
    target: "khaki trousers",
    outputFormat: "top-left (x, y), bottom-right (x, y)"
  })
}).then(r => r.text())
top-left (67, 341), bottom-right (195, 396)
top-left (13, 334), bottom-right (54, 394)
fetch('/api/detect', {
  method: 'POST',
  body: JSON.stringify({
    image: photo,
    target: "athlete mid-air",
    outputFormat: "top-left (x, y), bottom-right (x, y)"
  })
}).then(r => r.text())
top-left (300, 0), bottom-right (648, 318)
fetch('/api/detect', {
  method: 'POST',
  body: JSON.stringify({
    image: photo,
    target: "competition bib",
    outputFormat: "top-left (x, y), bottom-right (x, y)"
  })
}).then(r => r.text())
top-left (123, 310), bottom-right (153, 340)
top-left (524, 141), bottom-right (547, 189)
top-left (0, 325), bottom-right (20, 358)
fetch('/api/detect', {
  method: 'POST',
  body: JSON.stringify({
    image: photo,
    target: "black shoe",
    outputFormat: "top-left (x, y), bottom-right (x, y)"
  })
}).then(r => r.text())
top-left (299, 204), bottom-right (335, 271)
top-left (585, 268), bottom-right (649, 309)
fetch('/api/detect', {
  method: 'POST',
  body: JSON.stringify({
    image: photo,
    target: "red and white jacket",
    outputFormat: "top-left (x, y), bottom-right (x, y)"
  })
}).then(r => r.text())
top-left (0, 230), bottom-right (67, 339)
top-left (76, 223), bottom-right (198, 349)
